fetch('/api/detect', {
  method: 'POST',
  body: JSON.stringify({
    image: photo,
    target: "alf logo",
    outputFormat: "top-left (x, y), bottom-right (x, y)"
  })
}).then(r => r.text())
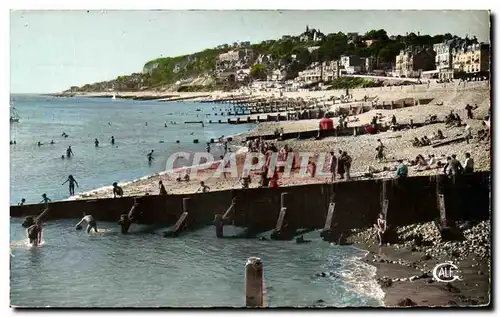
top-left (432, 262), bottom-right (461, 283)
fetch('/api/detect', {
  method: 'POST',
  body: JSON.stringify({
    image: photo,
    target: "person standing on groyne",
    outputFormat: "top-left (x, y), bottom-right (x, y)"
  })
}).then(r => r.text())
top-left (66, 146), bottom-right (74, 158)
top-left (112, 182), bottom-right (124, 198)
top-left (159, 180), bottom-right (167, 195)
top-left (75, 212), bottom-right (98, 234)
top-left (196, 181), bottom-right (210, 193)
top-left (329, 151), bottom-right (337, 182)
top-left (39, 194), bottom-right (51, 209)
top-left (62, 175), bottom-right (79, 196)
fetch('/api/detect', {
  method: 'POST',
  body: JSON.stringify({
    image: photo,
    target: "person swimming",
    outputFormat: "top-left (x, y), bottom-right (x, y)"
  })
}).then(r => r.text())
top-left (39, 193), bottom-right (51, 209)
top-left (75, 212), bottom-right (98, 234)
top-left (66, 146), bottom-right (74, 158)
top-left (61, 155), bottom-right (65, 159)
top-left (112, 182), bottom-right (124, 198)
top-left (37, 141), bottom-right (42, 146)
top-left (26, 219), bottom-right (42, 246)
top-left (62, 174), bottom-right (79, 196)
top-left (110, 136), bottom-right (115, 145)
top-left (94, 138), bottom-right (99, 147)
top-left (147, 150), bottom-right (154, 163)
top-left (50, 140), bottom-right (55, 145)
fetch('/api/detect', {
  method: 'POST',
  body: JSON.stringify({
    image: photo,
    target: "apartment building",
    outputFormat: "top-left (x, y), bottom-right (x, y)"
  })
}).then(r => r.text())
top-left (452, 43), bottom-right (490, 74)
top-left (395, 47), bottom-right (436, 78)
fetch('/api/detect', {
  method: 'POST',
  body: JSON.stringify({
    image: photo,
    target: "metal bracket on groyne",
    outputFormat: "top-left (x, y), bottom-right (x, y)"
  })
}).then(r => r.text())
top-left (164, 198), bottom-right (189, 237)
top-left (270, 193), bottom-right (289, 240)
top-left (213, 198), bottom-right (236, 238)
top-left (320, 192), bottom-right (336, 242)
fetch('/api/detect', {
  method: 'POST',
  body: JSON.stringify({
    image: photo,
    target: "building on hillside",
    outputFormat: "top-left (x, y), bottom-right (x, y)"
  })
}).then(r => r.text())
top-left (364, 39), bottom-right (377, 47)
top-left (362, 56), bottom-right (375, 73)
top-left (297, 61), bottom-right (339, 82)
top-left (268, 69), bottom-right (288, 82)
top-left (395, 47), bottom-right (436, 78)
top-left (347, 32), bottom-right (359, 44)
top-left (452, 43), bottom-right (490, 75)
top-left (307, 46), bottom-right (320, 53)
top-left (218, 49), bottom-right (254, 63)
top-left (339, 55), bottom-right (362, 75)
top-left (433, 41), bottom-right (454, 71)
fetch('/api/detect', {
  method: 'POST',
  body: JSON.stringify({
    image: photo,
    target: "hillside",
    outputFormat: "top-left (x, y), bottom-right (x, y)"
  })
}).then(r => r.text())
top-left (64, 28), bottom-right (477, 93)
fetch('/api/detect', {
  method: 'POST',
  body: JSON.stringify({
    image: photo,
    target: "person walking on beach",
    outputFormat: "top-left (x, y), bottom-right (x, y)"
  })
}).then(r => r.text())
top-left (443, 154), bottom-right (463, 176)
top-left (329, 151), bottom-right (337, 182)
top-left (94, 138), bottom-right (100, 147)
top-left (112, 182), bottom-right (124, 198)
top-left (206, 143), bottom-right (211, 153)
top-left (75, 212), bottom-right (98, 234)
top-left (110, 136), bottom-right (115, 145)
top-left (62, 175), bottom-right (79, 196)
top-left (337, 150), bottom-right (345, 180)
top-left (375, 139), bottom-right (385, 162)
top-left (223, 141), bottom-right (228, 154)
top-left (66, 146), bottom-right (74, 158)
top-left (344, 152), bottom-right (352, 180)
top-left (159, 180), bottom-right (167, 195)
top-left (39, 194), bottom-right (51, 209)
top-left (196, 181), bottom-right (210, 193)
top-left (147, 150), bottom-right (154, 163)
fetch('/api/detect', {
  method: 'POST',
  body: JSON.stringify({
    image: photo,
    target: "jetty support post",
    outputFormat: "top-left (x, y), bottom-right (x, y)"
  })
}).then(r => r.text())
top-left (245, 257), bottom-right (264, 307)
top-left (164, 198), bottom-right (190, 237)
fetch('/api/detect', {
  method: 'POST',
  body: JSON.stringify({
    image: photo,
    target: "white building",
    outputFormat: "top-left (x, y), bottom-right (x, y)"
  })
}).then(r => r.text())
top-left (433, 41), bottom-right (454, 71)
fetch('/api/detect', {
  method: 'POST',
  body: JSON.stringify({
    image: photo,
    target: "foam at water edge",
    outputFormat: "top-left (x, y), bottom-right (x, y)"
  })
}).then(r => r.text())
top-left (338, 247), bottom-right (386, 306)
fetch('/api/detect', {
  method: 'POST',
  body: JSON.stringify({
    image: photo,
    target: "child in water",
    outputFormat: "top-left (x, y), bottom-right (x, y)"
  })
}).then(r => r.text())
top-left (26, 219), bottom-right (42, 246)
top-left (75, 213), bottom-right (98, 234)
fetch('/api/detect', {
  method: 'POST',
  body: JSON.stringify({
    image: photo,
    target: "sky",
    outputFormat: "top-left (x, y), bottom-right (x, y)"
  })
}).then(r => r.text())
top-left (10, 10), bottom-right (490, 93)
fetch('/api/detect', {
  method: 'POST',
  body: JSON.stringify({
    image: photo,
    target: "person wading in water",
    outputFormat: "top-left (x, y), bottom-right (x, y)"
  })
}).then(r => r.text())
top-left (62, 175), bottom-right (79, 196)
top-left (66, 146), bottom-right (74, 158)
top-left (75, 212), bottom-right (98, 234)
top-left (147, 150), bottom-right (154, 164)
top-left (26, 219), bottom-right (43, 246)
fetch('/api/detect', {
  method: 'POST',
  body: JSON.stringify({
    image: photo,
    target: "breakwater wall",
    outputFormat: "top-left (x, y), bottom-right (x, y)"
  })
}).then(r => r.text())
top-left (11, 172), bottom-right (490, 235)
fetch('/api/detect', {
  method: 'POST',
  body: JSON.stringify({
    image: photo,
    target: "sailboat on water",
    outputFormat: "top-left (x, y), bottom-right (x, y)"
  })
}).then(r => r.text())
top-left (10, 107), bottom-right (20, 123)
top-left (112, 93), bottom-right (117, 100)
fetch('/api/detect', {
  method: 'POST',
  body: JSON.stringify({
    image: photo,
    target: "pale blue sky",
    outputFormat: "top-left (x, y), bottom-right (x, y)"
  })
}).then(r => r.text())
top-left (10, 10), bottom-right (490, 93)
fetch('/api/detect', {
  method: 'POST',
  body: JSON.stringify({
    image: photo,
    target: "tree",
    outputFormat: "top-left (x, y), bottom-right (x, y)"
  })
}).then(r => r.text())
top-left (250, 64), bottom-right (267, 80)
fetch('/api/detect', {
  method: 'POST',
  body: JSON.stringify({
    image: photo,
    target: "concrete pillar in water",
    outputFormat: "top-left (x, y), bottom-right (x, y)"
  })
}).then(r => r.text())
top-left (245, 257), bottom-right (264, 307)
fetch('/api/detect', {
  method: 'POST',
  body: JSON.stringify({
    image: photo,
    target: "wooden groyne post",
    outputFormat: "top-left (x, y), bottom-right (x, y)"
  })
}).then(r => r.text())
top-left (245, 257), bottom-right (265, 307)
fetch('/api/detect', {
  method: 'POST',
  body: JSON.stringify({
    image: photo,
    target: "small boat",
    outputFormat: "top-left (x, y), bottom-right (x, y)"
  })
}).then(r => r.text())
top-left (10, 107), bottom-right (20, 123)
top-left (112, 93), bottom-right (117, 100)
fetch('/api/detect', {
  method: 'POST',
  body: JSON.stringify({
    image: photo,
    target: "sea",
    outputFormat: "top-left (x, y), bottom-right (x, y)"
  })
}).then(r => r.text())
top-left (9, 94), bottom-right (384, 307)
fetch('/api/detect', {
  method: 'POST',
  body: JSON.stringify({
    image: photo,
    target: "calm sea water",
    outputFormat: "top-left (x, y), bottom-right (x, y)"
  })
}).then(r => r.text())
top-left (9, 95), bottom-right (384, 307)
top-left (10, 219), bottom-right (383, 307)
top-left (10, 94), bottom-right (253, 204)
